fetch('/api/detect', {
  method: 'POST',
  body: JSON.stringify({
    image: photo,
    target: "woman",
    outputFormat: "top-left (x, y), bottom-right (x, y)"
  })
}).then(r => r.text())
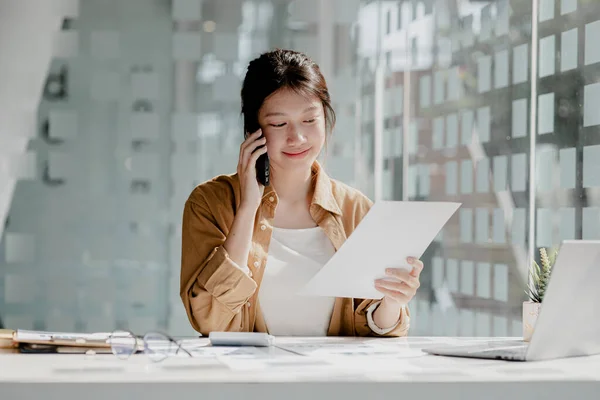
top-left (180, 49), bottom-right (423, 337)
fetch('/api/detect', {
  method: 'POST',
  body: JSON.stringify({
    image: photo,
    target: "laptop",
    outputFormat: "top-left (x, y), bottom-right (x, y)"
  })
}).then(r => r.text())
top-left (422, 240), bottom-right (600, 361)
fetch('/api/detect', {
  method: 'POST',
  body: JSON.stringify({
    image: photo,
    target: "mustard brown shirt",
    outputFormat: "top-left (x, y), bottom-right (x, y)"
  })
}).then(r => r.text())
top-left (180, 161), bottom-right (410, 337)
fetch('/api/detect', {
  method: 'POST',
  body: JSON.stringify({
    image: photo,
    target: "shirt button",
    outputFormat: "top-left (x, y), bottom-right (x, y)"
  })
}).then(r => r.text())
top-left (253, 261), bottom-right (260, 268)
top-left (248, 271), bottom-right (253, 278)
top-left (269, 196), bottom-right (275, 202)
top-left (260, 224), bottom-right (266, 231)
top-left (246, 302), bottom-right (252, 308)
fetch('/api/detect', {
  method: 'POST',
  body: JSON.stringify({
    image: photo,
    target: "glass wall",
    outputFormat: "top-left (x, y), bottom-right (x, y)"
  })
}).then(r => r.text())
top-left (534, 1), bottom-right (600, 256)
top-left (0, 0), bottom-right (365, 336)
top-left (399, 0), bottom-right (532, 336)
top-left (1, 0), bottom-right (599, 337)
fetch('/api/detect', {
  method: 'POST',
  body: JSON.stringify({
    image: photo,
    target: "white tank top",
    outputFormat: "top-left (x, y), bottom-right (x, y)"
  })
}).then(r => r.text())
top-left (258, 226), bottom-right (336, 336)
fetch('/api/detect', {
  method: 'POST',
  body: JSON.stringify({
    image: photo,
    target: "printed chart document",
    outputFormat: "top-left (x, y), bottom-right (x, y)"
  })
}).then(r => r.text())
top-left (299, 201), bottom-right (460, 299)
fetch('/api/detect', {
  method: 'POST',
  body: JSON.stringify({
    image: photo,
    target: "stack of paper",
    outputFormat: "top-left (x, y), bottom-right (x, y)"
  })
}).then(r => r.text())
top-left (12, 330), bottom-right (114, 354)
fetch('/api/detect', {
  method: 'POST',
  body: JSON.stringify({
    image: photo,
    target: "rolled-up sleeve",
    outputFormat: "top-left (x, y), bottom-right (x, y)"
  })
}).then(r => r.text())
top-left (354, 299), bottom-right (410, 337)
top-left (180, 197), bottom-right (257, 335)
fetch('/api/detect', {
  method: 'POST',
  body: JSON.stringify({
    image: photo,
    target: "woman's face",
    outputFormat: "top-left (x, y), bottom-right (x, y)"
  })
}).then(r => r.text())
top-left (257, 88), bottom-right (326, 174)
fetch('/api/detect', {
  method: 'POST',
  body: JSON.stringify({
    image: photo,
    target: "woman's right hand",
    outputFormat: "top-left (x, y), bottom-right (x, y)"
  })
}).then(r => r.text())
top-left (238, 129), bottom-right (268, 210)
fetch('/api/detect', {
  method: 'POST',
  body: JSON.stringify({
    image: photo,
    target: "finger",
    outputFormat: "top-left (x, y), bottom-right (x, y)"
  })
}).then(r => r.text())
top-left (241, 137), bottom-right (267, 169)
top-left (241, 133), bottom-right (266, 157)
top-left (384, 268), bottom-right (420, 289)
top-left (393, 275), bottom-right (420, 290)
top-left (407, 257), bottom-right (424, 277)
top-left (248, 128), bottom-right (262, 137)
top-left (246, 145), bottom-right (268, 173)
top-left (374, 285), bottom-right (411, 303)
top-left (375, 279), bottom-right (413, 295)
top-left (242, 137), bottom-right (266, 166)
top-left (240, 129), bottom-right (263, 152)
top-left (244, 128), bottom-right (263, 140)
top-left (385, 268), bottom-right (411, 282)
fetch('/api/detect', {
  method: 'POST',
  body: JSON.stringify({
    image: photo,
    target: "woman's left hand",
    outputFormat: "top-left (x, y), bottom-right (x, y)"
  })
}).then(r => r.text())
top-left (374, 257), bottom-right (423, 307)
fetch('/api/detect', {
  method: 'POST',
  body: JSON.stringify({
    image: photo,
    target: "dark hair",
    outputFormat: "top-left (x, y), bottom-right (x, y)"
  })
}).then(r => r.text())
top-left (240, 49), bottom-right (336, 135)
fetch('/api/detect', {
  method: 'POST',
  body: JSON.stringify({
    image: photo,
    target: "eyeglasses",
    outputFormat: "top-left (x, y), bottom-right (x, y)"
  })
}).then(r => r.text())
top-left (108, 330), bottom-right (192, 362)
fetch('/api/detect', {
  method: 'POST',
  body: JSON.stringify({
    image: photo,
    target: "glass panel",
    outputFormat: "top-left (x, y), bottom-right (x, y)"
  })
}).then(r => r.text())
top-left (0, 0), bottom-right (364, 335)
top-left (382, 43), bottom-right (405, 201)
top-left (513, 44), bottom-right (529, 84)
top-left (536, 0), bottom-right (600, 277)
top-left (561, 0), bottom-right (577, 15)
top-left (539, 35), bottom-right (556, 78)
top-left (406, 0), bottom-right (532, 336)
top-left (561, 28), bottom-right (578, 72)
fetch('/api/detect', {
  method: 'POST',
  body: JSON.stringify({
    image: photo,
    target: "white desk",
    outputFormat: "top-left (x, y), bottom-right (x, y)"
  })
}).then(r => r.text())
top-left (2, 337), bottom-right (600, 400)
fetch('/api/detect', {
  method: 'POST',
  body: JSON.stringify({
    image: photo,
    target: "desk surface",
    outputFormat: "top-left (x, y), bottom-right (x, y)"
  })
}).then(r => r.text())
top-left (2, 336), bottom-right (600, 400)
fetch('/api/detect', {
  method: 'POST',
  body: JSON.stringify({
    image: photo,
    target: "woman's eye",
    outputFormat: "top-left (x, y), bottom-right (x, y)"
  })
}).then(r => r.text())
top-left (270, 123), bottom-right (286, 128)
top-left (304, 119), bottom-right (316, 123)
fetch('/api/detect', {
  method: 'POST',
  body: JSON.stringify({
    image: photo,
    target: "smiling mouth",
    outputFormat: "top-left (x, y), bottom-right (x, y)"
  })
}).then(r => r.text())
top-left (283, 148), bottom-right (310, 156)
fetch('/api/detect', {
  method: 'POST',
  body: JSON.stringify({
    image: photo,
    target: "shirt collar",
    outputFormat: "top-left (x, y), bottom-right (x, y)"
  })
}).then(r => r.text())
top-left (263, 160), bottom-right (342, 216)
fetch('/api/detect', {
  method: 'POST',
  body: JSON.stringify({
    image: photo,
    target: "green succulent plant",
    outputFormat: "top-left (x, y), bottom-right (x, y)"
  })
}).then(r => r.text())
top-left (526, 247), bottom-right (557, 303)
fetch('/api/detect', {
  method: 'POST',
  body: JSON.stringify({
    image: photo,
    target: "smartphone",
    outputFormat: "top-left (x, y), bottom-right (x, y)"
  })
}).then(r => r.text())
top-left (244, 120), bottom-right (270, 186)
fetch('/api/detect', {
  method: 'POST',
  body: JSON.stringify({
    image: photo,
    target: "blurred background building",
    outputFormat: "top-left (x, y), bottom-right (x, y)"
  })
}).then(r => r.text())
top-left (1, 0), bottom-right (599, 337)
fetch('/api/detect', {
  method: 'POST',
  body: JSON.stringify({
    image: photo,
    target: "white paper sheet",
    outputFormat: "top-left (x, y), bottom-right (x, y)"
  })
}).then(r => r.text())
top-left (14, 330), bottom-right (112, 342)
top-left (189, 346), bottom-right (268, 358)
top-left (299, 201), bottom-right (460, 299)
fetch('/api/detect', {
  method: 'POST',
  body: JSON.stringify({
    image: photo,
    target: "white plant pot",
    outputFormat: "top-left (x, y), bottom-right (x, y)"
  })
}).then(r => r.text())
top-left (522, 301), bottom-right (541, 342)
